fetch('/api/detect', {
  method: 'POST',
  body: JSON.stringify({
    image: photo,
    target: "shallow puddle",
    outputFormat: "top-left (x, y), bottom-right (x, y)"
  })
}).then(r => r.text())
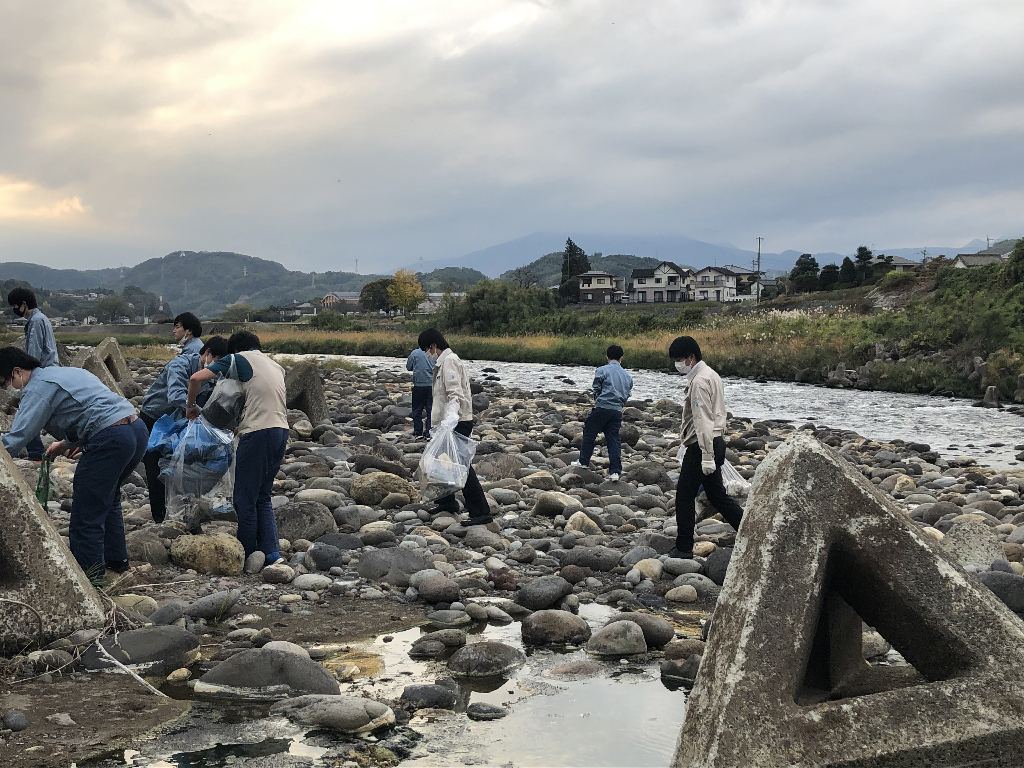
top-left (81, 603), bottom-right (691, 767)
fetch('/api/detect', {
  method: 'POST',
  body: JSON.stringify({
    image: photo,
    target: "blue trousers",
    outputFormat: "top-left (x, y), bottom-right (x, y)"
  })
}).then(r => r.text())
top-left (70, 418), bottom-right (148, 576)
top-left (579, 407), bottom-right (623, 475)
top-left (234, 427), bottom-right (288, 558)
top-left (411, 386), bottom-right (432, 437)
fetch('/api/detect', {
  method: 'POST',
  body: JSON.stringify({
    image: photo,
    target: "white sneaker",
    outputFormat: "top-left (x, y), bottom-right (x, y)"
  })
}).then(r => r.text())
top-left (570, 460), bottom-right (585, 468)
top-left (609, 473), bottom-right (620, 482)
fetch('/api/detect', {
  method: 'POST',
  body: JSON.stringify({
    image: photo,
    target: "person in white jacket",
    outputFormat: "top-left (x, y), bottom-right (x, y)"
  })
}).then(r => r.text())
top-left (418, 328), bottom-right (494, 527)
top-left (668, 335), bottom-right (744, 559)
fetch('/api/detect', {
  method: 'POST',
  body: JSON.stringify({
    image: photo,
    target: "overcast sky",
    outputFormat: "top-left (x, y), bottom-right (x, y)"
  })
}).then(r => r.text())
top-left (1, 0), bottom-right (1022, 272)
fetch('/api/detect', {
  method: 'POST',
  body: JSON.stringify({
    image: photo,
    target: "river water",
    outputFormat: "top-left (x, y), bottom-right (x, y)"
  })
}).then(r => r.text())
top-left (323, 355), bottom-right (1023, 470)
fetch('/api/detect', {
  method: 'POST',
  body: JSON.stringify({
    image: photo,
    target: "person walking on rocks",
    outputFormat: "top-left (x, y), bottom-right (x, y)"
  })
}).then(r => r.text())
top-left (0, 347), bottom-right (147, 579)
top-left (406, 345), bottom-right (435, 439)
top-left (7, 288), bottom-right (59, 460)
top-left (418, 328), bottom-right (494, 527)
top-left (139, 312), bottom-right (205, 524)
top-left (185, 330), bottom-right (288, 565)
top-left (668, 336), bottom-right (744, 559)
top-left (571, 344), bottom-right (632, 482)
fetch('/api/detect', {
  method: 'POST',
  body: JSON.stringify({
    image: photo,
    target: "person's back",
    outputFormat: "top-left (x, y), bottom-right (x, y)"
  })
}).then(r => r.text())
top-left (406, 348), bottom-right (434, 386)
top-left (407, 347), bottom-right (435, 438)
top-left (593, 359), bottom-right (633, 411)
top-left (231, 350), bottom-right (288, 434)
top-left (25, 308), bottom-right (58, 368)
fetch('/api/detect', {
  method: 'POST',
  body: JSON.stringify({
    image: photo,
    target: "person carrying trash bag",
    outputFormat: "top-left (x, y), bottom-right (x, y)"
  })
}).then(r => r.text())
top-left (139, 312), bottom-right (205, 525)
top-left (667, 335), bottom-right (744, 560)
top-left (417, 328), bottom-right (493, 528)
top-left (0, 347), bottom-right (146, 579)
top-left (185, 331), bottom-right (288, 565)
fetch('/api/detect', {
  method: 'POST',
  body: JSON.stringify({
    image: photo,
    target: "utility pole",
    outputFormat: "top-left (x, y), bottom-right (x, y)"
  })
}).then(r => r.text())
top-left (355, 259), bottom-right (359, 275)
top-left (987, 236), bottom-right (992, 248)
top-left (756, 237), bottom-right (763, 305)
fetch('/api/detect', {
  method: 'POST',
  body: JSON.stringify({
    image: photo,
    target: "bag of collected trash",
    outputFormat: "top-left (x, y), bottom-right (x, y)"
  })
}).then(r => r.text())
top-left (419, 405), bottom-right (477, 502)
top-left (202, 355), bottom-right (246, 431)
top-left (720, 460), bottom-right (750, 497)
top-left (160, 416), bottom-right (235, 530)
top-left (146, 413), bottom-right (179, 453)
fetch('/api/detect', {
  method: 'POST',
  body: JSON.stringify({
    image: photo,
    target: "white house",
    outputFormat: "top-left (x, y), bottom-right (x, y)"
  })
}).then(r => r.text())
top-left (628, 262), bottom-right (693, 303)
top-left (751, 278), bottom-right (778, 299)
top-left (692, 266), bottom-right (741, 302)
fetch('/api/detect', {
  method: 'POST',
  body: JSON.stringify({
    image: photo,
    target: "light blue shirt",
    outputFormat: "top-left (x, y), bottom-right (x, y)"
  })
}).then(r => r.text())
top-left (592, 360), bottom-right (633, 411)
top-left (406, 348), bottom-right (435, 387)
top-left (25, 308), bottom-right (59, 368)
top-left (140, 337), bottom-right (204, 420)
top-left (2, 367), bottom-right (136, 454)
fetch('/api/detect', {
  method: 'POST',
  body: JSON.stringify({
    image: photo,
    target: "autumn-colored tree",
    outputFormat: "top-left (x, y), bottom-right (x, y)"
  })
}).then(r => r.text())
top-left (387, 269), bottom-right (427, 315)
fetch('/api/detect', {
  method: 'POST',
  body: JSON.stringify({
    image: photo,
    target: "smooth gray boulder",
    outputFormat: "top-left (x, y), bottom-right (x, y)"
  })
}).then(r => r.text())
top-left (197, 648), bottom-right (339, 699)
top-left (81, 626), bottom-right (200, 675)
top-left (521, 610), bottom-right (592, 645)
top-left (607, 613), bottom-right (675, 648)
top-left (271, 695), bottom-right (393, 733)
top-left (274, 500), bottom-right (337, 542)
top-left (447, 641), bottom-right (525, 678)
top-left (516, 575), bottom-right (573, 610)
top-left (586, 621), bottom-right (648, 656)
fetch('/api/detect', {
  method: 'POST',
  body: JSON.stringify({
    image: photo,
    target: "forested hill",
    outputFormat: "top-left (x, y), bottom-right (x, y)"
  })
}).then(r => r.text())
top-left (499, 252), bottom-right (680, 288)
top-left (0, 251), bottom-right (386, 318)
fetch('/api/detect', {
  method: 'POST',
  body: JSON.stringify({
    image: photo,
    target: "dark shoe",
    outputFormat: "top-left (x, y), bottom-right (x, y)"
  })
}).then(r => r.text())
top-left (429, 505), bottom-right (460, 517)
top-left (105, 560), bottom-right (130, 574)
top-left (666, 548), bottom-right (693, 560)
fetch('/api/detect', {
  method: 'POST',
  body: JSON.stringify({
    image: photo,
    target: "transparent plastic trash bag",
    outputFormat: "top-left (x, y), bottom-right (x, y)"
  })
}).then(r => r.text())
top-left (720, 460), bottom-right (750, 497)
top-left (161, 416), bottom-right (235, 530)
top-left (201, 356), bottom-right (245, 431)
top-left (418, 422), bottom-right (478, 503)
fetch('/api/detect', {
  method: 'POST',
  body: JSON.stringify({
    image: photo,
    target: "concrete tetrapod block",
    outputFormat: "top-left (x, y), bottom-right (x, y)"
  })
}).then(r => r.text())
top-left (0, 446), bottom-right (105, 653)
top-left (285, 361), bottom-right (329, 426)
top-left (95, 337), bottom-right (141, 397)
top-left (674, 433), bottom-right (1024, 768)
top-left (70, 346), bottom-right (123, 396)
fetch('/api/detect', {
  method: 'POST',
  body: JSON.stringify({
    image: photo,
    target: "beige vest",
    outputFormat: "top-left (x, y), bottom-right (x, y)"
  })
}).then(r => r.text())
top-left (237, 350), bottom-right (289, 435)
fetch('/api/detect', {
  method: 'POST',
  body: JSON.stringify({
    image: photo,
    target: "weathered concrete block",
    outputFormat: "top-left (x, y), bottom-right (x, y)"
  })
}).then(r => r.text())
top-left (674, 433), bottom-right (1024, 768)
top-left (71, 346), bottom-right (123, 396)
top-left (95, 337), bottom-right (141, 397)
top-left (285, 361), bottom-right (328, 426)
top-left (0, 446), bottom-right (105, 653)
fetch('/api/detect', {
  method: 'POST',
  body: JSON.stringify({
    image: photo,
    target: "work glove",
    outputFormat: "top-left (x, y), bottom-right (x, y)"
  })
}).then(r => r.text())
top-left (701, 458), bottom-right (717, 476)
top-left (441, 400), bottom-right (460, 430)
top-left (676, 444), bottom-right (687, 464)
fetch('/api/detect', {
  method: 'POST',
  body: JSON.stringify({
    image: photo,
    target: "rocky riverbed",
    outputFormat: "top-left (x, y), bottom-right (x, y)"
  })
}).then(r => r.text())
top-left (3, 356), bottom-right (1024, 767)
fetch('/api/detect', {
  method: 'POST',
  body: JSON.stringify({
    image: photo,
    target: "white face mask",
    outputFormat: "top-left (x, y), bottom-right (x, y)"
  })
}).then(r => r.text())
top-left (425, 349), bottom-right (439, 363)
top-left (675, 361), bottom-right (692, 374)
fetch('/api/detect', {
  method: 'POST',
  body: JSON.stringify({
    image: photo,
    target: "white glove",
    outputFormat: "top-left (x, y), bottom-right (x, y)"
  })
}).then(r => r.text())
top-left (441, 400), bottom-right (460, 430)
top-left (701, 459), bottom-right (717, 476)
top-left (676, 444), bottom-right (687, 464)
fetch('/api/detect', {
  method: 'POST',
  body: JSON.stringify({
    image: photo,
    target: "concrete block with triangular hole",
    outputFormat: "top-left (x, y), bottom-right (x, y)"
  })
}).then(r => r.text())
top-left (94, 336), bottom-right (141, 397)
top-left (71, 344), bottom-right (123, 396)
top-left (0, 446), bottom-right (106, 654)
top-left (285, 361), bottom-right (329, 425)
top-left (674, 433), bottom-right (1024, 768)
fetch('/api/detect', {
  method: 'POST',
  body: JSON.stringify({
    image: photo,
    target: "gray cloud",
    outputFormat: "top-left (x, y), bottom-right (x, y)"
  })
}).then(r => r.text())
top-left (1, 0), bottom-right (1022, 272)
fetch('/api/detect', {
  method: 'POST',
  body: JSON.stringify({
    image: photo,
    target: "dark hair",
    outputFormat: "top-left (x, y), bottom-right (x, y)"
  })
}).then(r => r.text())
top-left (7, 288), bottom-right (37, 310)
top-left (669, 335), bottom-right (702, 361)
top-left (606, 345), bottom-right (624, 360)
top-left (0, 347), bottom-right (42, 382)
top-left (417, 328), bottom-right (449, 352)
top-left (227, 330), bottom-right (261, 353)
top-left (200, 335), bottom-right (229, 359)
top-left (173, 312), bottom-right (202, 338)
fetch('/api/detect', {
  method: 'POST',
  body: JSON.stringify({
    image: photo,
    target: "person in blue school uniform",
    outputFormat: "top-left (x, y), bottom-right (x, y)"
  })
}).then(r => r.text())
top-left (0, 347), bottom-right (146, 578)
top-left (7, 287), bottom-right (60, 460)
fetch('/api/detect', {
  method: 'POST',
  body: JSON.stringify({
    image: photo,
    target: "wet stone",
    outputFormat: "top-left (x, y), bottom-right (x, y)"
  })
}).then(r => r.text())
top-left (467, 702), bottom-right (508, 721)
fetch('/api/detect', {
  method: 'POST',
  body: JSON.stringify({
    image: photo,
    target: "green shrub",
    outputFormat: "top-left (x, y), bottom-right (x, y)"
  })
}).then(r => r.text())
top-left (878, 271), bottom-right (916, 290)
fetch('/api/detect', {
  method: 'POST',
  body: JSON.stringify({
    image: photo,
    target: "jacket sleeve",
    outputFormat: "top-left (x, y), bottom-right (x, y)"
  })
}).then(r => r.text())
top-left (2, 390), bottom-right (56, 455)
top-left (406, 353), bottom-right (415, 371)
top-left (626, 372), bottom-right (634, 399)
top-left (24, 318), bottom-right (42, 361)
top-left (592, 369), bottom-right (604, 399)
top-left (164, 355), bottom-right (195, 411)
top-left (690, 377), bottom-right (717, 459)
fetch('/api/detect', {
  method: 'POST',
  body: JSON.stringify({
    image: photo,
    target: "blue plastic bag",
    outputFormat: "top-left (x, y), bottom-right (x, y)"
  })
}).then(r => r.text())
top-left (146, 414), bottom-right (179, 453)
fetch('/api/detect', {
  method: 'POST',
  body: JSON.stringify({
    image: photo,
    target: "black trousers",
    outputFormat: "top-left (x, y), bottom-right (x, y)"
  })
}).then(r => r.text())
top-left (139, 412), bottom-right (166, 524)
top-left (435, 421), bottom-right (493, 524)
top-left (675, 436), bottom-right (744, 553)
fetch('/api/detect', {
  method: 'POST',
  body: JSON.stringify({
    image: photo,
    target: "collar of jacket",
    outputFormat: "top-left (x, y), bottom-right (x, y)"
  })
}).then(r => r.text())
top-left (686, 359), bottom-right (707, 382)
top-left (436, 348), bottom-right (454, 365)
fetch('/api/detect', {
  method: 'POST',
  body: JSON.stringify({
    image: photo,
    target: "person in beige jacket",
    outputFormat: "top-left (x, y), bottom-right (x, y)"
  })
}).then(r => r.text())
top-left (667, 335), bottom-right (744, 559)
top-left (418, 328), bottom-right (493, 526)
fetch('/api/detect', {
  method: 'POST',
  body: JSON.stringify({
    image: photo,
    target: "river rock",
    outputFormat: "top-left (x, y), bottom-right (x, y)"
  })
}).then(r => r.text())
top-left (350, 473), bottom-right (419, 506)
top-left (112, 593), bottom-right (158, 617)
top-left (427, 610), bottom-right (472, 629)
top-left (169, 534), bottom-right (244, 576)
top-left (663, 558), bottom-right (703, 576)
top-left (532, 491), bottom-right (582, 516)
top-left (274, 500), bottom-right (337, 542)
top-left (418, 575), bottom-right (462, 603)
top-left (521, 610), bottom-right (592, 645)
top-left (271, 695), bottom-right (394, 733)
top-left (666, 585), bottom-right (699, 603)
top-left (263, 563), bottom-right (296, 584)
top-left (516, 575), bottom-right (573, 610)
top-left (565, 511), bottom-right (602, 535)
top-left (552, 546), bottom-right (622, 572)
top-left (586, 621), bottom-right (648, 656)
top-left (126, 529), bottom-right (169, 565)
top-left (2, 710), bottom-right (29, 731)
top-left (400, 684), bottom-right (457, 710)
top-left (634, 558), bottom-right (664, 581)
top-left (304, 543), bottom-right (345, 571)
top-left (293, 574), bottom-right (332, 591)
top-left (705, 547), bottom-right (733, 586)
top-left (940, 519), bottom-right (1005, 569)
top-left (294, 488), bottom-right (344, 509)
top-left (607, 613), bottom-right (675, 648)
top-left (185, 589), bottom-right (241, 620)
top-left (198, 648), bottom-right (339, 697)
top-left (263, 641), bottom-right (310, 658)
top-left (467, 702), bottom-right (508, 720)
top-left (464, 526), bottom-right (502, 549)
top-left (672, 573), bottom-right (718, 598)
top-left (977, 571), bottom-right (1024, 613)
top-left (82, 626), bottom-right (200, 675)
top-left (357, 548), bottom-right (432, 585)
top-left (447, 641), bottom-right (526, 678)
